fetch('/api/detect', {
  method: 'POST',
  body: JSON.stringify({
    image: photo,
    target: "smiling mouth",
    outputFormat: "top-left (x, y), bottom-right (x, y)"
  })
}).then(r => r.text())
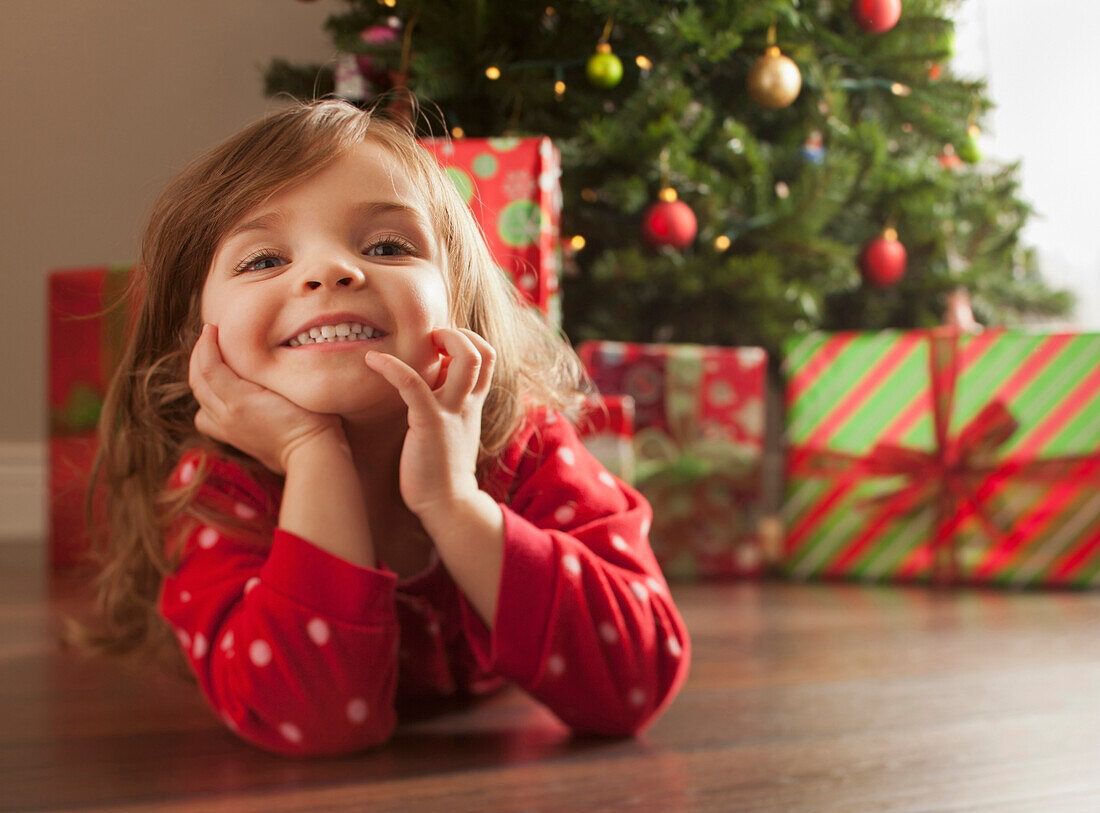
top-left (286, 322), bottom-right (388, 347)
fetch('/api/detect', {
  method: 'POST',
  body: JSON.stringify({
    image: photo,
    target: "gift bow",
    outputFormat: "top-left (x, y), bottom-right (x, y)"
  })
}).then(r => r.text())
top-left (632, 348), bottom-right (760, 490)
top-left (634, 426), bottom-right (759, 488)
top-left (794, 328), bottom-right (1099, 582)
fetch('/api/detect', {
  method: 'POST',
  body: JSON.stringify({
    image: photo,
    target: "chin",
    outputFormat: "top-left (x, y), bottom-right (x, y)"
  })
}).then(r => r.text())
top-left (286, 387), bottom-right (402, 418)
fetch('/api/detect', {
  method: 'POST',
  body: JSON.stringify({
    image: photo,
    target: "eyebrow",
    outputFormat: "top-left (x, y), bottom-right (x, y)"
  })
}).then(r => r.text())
top-left (352, 200), bottom-right (431, 229)
top-left (226, 201), bottom-right (429, 241)
top-left (225, 210), bottom-right (287, 241)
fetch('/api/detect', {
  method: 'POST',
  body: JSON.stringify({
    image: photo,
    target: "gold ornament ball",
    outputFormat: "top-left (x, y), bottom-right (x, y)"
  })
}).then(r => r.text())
top-left (747, 46), bottom-right (802, 109)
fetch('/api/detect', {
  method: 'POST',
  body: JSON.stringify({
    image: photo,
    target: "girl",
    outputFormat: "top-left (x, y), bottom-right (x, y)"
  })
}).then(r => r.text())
top-left (89, 98), bottom-right (690, 756)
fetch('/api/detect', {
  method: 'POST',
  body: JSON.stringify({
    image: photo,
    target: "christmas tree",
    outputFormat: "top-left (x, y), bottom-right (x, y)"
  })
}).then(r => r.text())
top-left (266, 0), bottom-right (1071, 353)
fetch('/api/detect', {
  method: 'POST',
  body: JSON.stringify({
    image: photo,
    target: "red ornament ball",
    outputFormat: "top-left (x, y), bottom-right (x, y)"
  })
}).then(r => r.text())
top-left (643, 191), bottom-right (697, 249)
top-left (859, 229), bottom-right (907, 287)
top-left (851, 0), bottom-right (902, 33)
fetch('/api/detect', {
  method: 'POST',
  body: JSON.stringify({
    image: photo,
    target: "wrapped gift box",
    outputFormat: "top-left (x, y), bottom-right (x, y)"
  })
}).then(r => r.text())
top-left (48, 266), bottom-right (133, 568)
top-left (782, 327), bottom-right (1100, 587)
top-left (420, 136), bottom-right (562, 323)
top-left (576, 395), bottom-right (635, 483)
top-left (579, 341), bottom-right (769, 580)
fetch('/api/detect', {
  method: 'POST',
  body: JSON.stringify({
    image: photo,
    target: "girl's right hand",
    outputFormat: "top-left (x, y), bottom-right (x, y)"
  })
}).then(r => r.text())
top-left (188, 324), bottom-right (345, 475)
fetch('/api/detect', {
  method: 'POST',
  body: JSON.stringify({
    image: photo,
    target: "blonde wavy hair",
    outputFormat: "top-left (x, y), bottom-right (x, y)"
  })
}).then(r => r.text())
top-left (85, 98), bottom-right (588, 659)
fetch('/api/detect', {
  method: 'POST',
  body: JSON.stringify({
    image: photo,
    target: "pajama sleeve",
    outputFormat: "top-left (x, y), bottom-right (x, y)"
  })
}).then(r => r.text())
top-left (459, 411), bottom-right (692, 736)
top-left (158, 453), bottom-right (400, 756)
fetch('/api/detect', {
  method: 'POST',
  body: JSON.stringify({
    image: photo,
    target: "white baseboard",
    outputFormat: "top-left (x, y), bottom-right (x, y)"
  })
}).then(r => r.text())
top-left (0, 441), bottom-right (46, 539)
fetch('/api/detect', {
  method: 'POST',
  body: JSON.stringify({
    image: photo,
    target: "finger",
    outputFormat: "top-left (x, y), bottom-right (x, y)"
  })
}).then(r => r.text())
top-left (190, 325), bottom-right (255, 413)
top-left (188, 325), bottom-right (229, 413)
top-left (193, 407), bottom-right (223, 443)
top-left (364, 351), bottom-right (438, 414)
top-left (457, 328), bottom-right (496, 395)
top-left (430, 328), bottom-right (482, 405)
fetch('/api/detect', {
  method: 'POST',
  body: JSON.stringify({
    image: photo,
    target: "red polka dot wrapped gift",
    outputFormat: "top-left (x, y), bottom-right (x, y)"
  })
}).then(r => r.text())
top-left (420, 137), bottom-right (562, 324)
top-left (579, 341), bottom-right (770, 580)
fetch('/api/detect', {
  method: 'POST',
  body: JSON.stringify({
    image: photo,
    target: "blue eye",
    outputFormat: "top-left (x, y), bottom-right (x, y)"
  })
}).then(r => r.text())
top-left (365, 243), bottom-right (404, 256)
top-left (363, 235), bottom-right (416, 257)
top-left (235, 251), bottom-right (286, 274)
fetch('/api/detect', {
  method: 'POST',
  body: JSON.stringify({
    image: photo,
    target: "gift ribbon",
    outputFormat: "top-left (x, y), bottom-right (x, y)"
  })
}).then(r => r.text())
top-left (633, 347), bottom-right (760, 491)
top-left (792, 328), bottom-right (1100, 583)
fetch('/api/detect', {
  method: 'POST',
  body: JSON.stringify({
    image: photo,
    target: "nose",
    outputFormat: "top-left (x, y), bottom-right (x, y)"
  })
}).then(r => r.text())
top-left (301, 259), bottom-right (365, 291)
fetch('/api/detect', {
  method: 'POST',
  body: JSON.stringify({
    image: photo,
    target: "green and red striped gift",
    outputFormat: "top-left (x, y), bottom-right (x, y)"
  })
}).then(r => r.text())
top-left (782, 327), bottom-right (1100, 588)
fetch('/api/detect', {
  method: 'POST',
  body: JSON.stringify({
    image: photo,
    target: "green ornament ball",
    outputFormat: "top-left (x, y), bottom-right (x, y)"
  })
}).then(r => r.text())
top-left (957, 134), bottom-right (982, 164)
top-left (586, 45), bottom-right (623, 89)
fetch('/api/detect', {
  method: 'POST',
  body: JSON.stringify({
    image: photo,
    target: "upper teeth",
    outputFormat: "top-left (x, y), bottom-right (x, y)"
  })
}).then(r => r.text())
top-left (288, 322), bottom-right (382, 346)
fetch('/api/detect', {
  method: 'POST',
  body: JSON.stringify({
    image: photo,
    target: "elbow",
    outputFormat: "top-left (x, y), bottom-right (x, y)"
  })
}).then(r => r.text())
top-left (231, 708), bottom-right (398, 758)
top-left (566, 701), bottom-right (656, 739)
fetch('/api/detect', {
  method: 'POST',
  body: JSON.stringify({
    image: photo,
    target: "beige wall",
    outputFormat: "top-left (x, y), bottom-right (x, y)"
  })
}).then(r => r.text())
top-left (0, 0), bottom-right (341, 444)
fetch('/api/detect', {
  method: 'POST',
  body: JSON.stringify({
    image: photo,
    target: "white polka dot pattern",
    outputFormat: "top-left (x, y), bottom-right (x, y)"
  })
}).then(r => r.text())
top-left (611, 535), bottom-right (629, 552)
top-left (547, 654), bottom-right (566, 676)
top-left (629, 688), bottom-right (646, 708)
top-left (179, 590), bottom-right (191, 603)
top-left (598, 471), bottom-right (616, 488)
top-left (667, 637), bottom-right (683, 658)
top-left (249, 639), bottom-right (272, 667)
top-left (631, 582), bottom-right (649, 602)
top-left (179, 460), bottom-right (196, 484)
top-left (347, 698), bottom-right (369, 724)
top-left (220, 631), bottom-right (234, 651)
top-left (279, 722), bottom-right (302, 743)
top-left (557, 446), bottom-right (575, 466)
top-left (197, 527), bottom-right (219, 549)
top-left (599, 622), bottom-right (619, 644)
top-left (244, 577), bottom-right (260, 594)
top-left (234, 502), bottom-right (258, 520)
top-left (192, 633), bottom-right (208, 659)
top-left (646, 577), bottom-right (664, 595)
top-left (562, 554), bottom-right (582, 576)
top-left (307, 618), bottom-right (330, 646)
top-left (553, 503), bottom-right (576, 524)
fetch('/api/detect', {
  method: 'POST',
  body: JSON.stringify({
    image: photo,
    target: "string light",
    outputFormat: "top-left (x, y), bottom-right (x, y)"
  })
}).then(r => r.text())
top-left (580, 188), bottom-right (598, 202)
top-left (485, 65), bottom-right (501, 80)
top-left (380, 0), bottom-right (397, 7)
top-left (451, 126), bottom-right (465, 139)
top-left (554, 79), bottom-right (566, 98)
top-left (635, 55), bottom-right (653, 71)
top-left (890, 82), bottom-right (911, 97)
top-left (714, 235), bottom-right (731, 251)
top-left (570, 235), bottom-right (587, 250)
top-left (658, 187), bottom-right (678, 203)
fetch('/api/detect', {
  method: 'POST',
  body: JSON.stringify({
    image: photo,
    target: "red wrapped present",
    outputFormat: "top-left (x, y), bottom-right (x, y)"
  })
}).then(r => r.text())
top-left (783, 327), bottom-right (1100, 587)
top-left (48, 266), bottom-right (134, 568)
top-left (420, 136), bottom-right (562, 323)
top-left (576, 395), bottom-right (635, 483)
top-left (579, 341), bottom-right (769, 580)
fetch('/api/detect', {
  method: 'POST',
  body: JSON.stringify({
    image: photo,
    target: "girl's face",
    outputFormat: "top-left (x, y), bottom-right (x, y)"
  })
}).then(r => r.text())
top-left (201, 140), bottom-right (449, 422)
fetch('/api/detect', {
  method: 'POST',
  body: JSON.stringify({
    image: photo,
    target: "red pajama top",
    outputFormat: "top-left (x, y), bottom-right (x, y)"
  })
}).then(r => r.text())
top-left (159, 409), bottom-right (691, 756)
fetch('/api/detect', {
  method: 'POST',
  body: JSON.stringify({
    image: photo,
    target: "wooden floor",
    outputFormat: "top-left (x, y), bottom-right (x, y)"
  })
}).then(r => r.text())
top-left (5, 540), bottom-right (1100, 812)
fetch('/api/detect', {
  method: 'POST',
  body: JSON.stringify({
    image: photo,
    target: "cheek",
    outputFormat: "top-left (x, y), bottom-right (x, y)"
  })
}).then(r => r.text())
top-left (204, 307), bottom-right (270, 378)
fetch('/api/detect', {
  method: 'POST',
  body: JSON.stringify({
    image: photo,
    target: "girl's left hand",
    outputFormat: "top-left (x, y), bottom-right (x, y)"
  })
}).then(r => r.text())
top-left (364, 328), bottom-right (495, 520)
